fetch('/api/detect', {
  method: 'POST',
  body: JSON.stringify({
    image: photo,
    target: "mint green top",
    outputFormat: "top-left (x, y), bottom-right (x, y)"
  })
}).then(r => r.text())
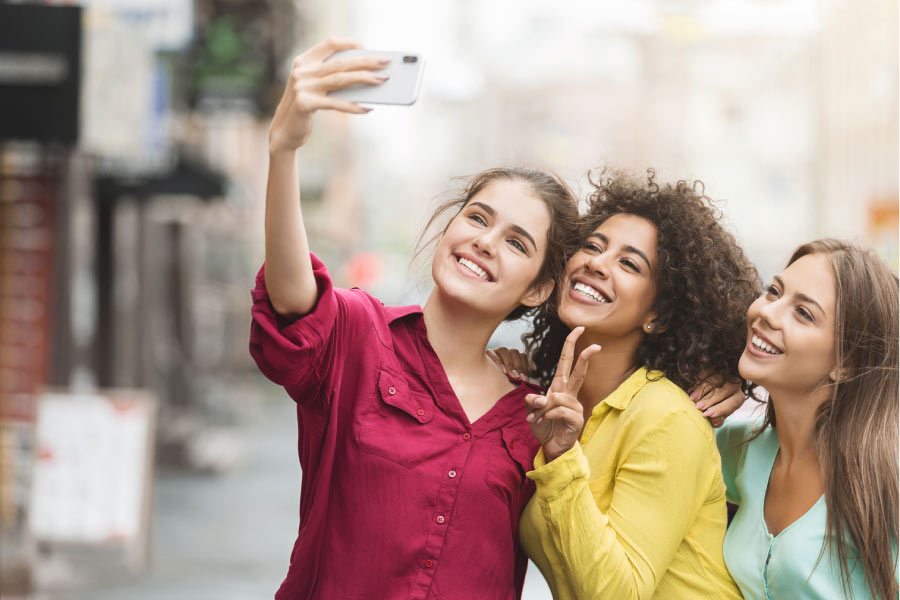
top-left (716, 417), bottom-right (884, 600)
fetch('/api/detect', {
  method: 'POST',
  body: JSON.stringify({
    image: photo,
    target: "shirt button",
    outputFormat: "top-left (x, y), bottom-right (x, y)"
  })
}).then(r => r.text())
top-left (448, 470), bottom-right (457, 478)
top-left (436, 515), bottom-right (445, 524)
top-left (462, 432), bottom-right (471, 440)
top-left (416, 408), bottom-right (424, 416)
top-left (424, 559), bottom-right (433, 568)
top-left (388, 386), bottom-right (397, 395)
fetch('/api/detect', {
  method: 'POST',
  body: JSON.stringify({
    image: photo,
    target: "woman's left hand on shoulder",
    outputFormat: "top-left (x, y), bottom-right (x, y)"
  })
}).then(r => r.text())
top-left (525, 327), bottom-right (601, 461)
top-left (690, 378), bottom-right (746, 428)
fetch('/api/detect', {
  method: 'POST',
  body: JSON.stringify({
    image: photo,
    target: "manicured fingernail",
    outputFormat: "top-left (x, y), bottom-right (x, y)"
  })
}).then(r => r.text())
top-left (526, 413), bottom-right (534, 422)
top-left (361, 107), bottom-right (373, 113)
top-left (511, 370), bottom-right (519, 378)
top-left (535, 396), bottom-right (546, 407)
top-left (695, 402), bottom-right (706, 410)
top-left (536, 416), bottom-right (543, 425)
top-left (702, 408), bottom-right (714, 417)
top-left (376, 58), bottom-right (391, 65)
top-left (689, 392), bottom-right (698, 401)
top-left (375, 74), bottom-right (389, 81)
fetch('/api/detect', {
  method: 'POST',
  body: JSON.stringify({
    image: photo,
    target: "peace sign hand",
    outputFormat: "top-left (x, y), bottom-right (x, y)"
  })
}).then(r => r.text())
top-left (525, 327), bottom-right (601, 462)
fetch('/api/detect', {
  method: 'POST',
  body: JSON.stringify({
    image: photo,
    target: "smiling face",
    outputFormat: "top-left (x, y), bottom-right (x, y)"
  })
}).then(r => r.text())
top-left (738, 253), bottom-right (838, 396)
top-left (431, 178), bottom-right (552, 318)
top-left (557, 213), bottom-right (660, 341)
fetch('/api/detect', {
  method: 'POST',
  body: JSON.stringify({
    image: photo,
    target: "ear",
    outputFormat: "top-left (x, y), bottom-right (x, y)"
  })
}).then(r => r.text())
top-left (520, 279), bottom-right (554, 308)
top-left (828, 367), bottom-right (848, 383)
top-left (642, 313), bottom-right (668, 334)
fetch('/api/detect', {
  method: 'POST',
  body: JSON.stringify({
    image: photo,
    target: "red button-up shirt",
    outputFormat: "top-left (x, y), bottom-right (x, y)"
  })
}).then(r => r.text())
top-left (249, 254), bottom-right (540, 600)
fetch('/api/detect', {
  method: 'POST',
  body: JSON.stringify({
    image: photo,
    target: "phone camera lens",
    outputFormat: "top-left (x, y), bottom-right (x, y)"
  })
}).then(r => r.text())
top-left (403, 55), bottom-right (418, 63)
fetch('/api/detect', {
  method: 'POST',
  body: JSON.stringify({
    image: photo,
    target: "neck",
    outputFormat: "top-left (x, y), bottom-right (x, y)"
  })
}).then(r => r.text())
top-left (768, 383), bottom-right (830, 465)
top-left (422, 287), bottom-right (504, 375)
top-left (575, 329), bottom-right (643, 420)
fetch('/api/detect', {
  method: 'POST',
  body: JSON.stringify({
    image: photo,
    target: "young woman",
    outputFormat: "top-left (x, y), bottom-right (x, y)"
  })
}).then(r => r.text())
top-left (717, 239), bottom-right (899, 599)
top-left (249, 37), bottom-right (582, 599)
top-left (517, 170), bottom-right (761, 599)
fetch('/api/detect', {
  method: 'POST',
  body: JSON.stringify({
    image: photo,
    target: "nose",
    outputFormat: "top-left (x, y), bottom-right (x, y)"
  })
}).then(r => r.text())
top-left (584, 251), bottom-right (609, 278)
top-left (756, 297), bottom-right (783, 330)
top-left (472, 231), bottom-right (497, 257)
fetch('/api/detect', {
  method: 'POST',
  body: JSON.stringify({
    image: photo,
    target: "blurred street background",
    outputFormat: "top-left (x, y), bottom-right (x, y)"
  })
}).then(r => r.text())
top-left (0, 0), bottom-right (897, 598)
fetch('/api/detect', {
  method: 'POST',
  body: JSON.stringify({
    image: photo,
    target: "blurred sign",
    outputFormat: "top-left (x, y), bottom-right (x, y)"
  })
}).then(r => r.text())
top-left (81, 0), bottom-right (192, 51)
top-left (0, 5), bottom-right (81, 144)
top-left (868, 200), bottom-right (899, 270)
top-left (29, 390), bottom-right (156, 559)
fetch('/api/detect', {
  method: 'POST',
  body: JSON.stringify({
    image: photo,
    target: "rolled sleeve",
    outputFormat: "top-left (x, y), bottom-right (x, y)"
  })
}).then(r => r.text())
top-left (528, 444), bottom-right (590, 502)
top-left (249, 253), bottom-right (338, 395)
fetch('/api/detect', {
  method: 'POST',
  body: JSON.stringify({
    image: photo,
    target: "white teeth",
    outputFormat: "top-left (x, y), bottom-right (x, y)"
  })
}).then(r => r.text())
top-left (573, 282), bottom-right (608, 303)
top-left (752, 335), bottom-right (783, 355)
top-left (458, 257), bottom-right (489, 280)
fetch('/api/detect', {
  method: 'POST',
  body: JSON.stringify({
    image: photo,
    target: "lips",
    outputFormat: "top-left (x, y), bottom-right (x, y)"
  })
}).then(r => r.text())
top-left (747, 327), bottom-right (784, 357)
top-left (453, 252), bottom-right (494, 282)
top-left (568, 276), bottom-right (612, 305)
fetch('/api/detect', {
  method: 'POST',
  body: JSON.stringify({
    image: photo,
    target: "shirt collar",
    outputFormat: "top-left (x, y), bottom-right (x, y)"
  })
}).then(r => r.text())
top-left (383, 304), bottom-right (423, 323)
top-left (598, 366), bottom-right (665, 412)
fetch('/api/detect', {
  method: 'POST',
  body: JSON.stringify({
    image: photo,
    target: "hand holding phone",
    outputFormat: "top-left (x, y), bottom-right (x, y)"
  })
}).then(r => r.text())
top-left (269, 37), bottom-right (390, 154)
top-left (326, 50), bottom-right (425, 105)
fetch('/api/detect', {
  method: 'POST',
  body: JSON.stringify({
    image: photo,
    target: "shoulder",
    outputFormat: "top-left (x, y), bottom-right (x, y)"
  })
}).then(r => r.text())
top-left (628, 374), bottom-right (708, 435)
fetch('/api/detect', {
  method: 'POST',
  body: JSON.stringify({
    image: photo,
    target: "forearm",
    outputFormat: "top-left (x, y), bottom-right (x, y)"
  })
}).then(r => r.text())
top-left (533, 453), bottom-right (651, 599)
top-left (530, 443), bottom-right (689, 600)
top-left (264, 149), bottom-right (318, 316)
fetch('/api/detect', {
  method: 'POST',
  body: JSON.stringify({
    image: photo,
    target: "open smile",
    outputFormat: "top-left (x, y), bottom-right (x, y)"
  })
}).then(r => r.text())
top-left (568, 277), bottom-right (612, 305)
top-left (453, 253), bottom-right (494, 282)
top-left (746, 328), bottom-right (784, 358)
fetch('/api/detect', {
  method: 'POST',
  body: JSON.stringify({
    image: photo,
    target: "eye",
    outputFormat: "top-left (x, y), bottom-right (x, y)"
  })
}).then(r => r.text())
top-left (766, 285), bottom-right (780, 298)
top-left (582, 242), bottom-right (601, 253)
top-left (796, 306), bottom-right (815, 323)
top-left (507, 238), bottom-right (526, 253)
top-left (467, 213), bottom-right (487, 226)
top-left (620, 258), bottom-right (639, 273)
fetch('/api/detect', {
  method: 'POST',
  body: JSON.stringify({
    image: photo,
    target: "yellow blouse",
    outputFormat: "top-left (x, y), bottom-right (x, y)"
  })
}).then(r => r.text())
top-left (520, 367), bottom-right (742, 600)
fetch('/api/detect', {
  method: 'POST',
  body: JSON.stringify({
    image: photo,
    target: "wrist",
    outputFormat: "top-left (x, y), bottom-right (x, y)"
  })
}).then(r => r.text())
top-left (268, 144), bottom-right (297, 163)
top-left (543, 442), bottom-right (574, 463)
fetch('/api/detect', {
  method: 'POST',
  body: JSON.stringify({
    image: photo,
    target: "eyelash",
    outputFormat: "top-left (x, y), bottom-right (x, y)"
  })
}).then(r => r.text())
top-left (796, 307), bottom-right (814, 322)
top-left (467, 213), bottom-right (527, 253)
top-left (766, 285), bottom-right (814, 322)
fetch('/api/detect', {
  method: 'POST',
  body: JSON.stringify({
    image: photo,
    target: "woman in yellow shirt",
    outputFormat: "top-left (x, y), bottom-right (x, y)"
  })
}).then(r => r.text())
top-left (518, 170), bottom-right (760, 599)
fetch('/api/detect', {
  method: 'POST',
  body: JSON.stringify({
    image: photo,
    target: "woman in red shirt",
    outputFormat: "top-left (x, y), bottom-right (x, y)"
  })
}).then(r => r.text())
top-left (250, 37), bottom-right (580, 599)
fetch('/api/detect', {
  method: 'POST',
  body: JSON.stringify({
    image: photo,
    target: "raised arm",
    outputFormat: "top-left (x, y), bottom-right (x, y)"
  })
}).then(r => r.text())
top-left (265, 37), bottom-right (389, 316)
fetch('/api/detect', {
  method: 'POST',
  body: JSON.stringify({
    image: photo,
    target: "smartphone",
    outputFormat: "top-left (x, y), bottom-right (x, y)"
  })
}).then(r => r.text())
top-left (326, 50), bottom-right (425, 106)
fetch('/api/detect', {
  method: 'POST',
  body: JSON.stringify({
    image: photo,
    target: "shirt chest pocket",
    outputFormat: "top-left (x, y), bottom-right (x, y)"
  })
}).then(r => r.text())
top-left (485, 428), bottom-right (534, 505)
top-left (357, 368), bottom-right (435, 469)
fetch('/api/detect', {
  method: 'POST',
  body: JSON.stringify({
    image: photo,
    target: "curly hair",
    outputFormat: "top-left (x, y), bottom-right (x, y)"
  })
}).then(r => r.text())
top-left (524, 168), bottom-right (762, 391)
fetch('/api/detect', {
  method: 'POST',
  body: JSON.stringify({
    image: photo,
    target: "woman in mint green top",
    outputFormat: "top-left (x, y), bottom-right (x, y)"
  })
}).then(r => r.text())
top-left (717, 416), bottom-right (873, 598)
top-left (718, 239), bottom-right (898, 600)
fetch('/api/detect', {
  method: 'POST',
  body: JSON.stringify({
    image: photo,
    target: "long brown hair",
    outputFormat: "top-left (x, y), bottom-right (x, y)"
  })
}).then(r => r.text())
top-left (758, 239), bottom-right (899, 600)
top-left (417, 167), bottom-right (581, 321)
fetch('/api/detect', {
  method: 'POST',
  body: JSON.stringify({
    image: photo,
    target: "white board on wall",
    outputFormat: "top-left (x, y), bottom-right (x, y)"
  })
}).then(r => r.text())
top-left (29, 390), bottom-right (156, 553)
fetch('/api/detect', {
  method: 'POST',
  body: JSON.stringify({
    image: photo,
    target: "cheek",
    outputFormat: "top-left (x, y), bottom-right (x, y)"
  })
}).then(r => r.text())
top-left (795, 329), bottom-right (836, 373)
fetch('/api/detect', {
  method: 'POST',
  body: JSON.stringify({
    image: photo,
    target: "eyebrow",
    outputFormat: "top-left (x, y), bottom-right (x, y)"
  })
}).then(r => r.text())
top-left (589, 233), bottom-right (652, 270)
top-left (469, 201), bottom-right (537, 251)
top-left (773, 275), bottom-right (826, 315)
